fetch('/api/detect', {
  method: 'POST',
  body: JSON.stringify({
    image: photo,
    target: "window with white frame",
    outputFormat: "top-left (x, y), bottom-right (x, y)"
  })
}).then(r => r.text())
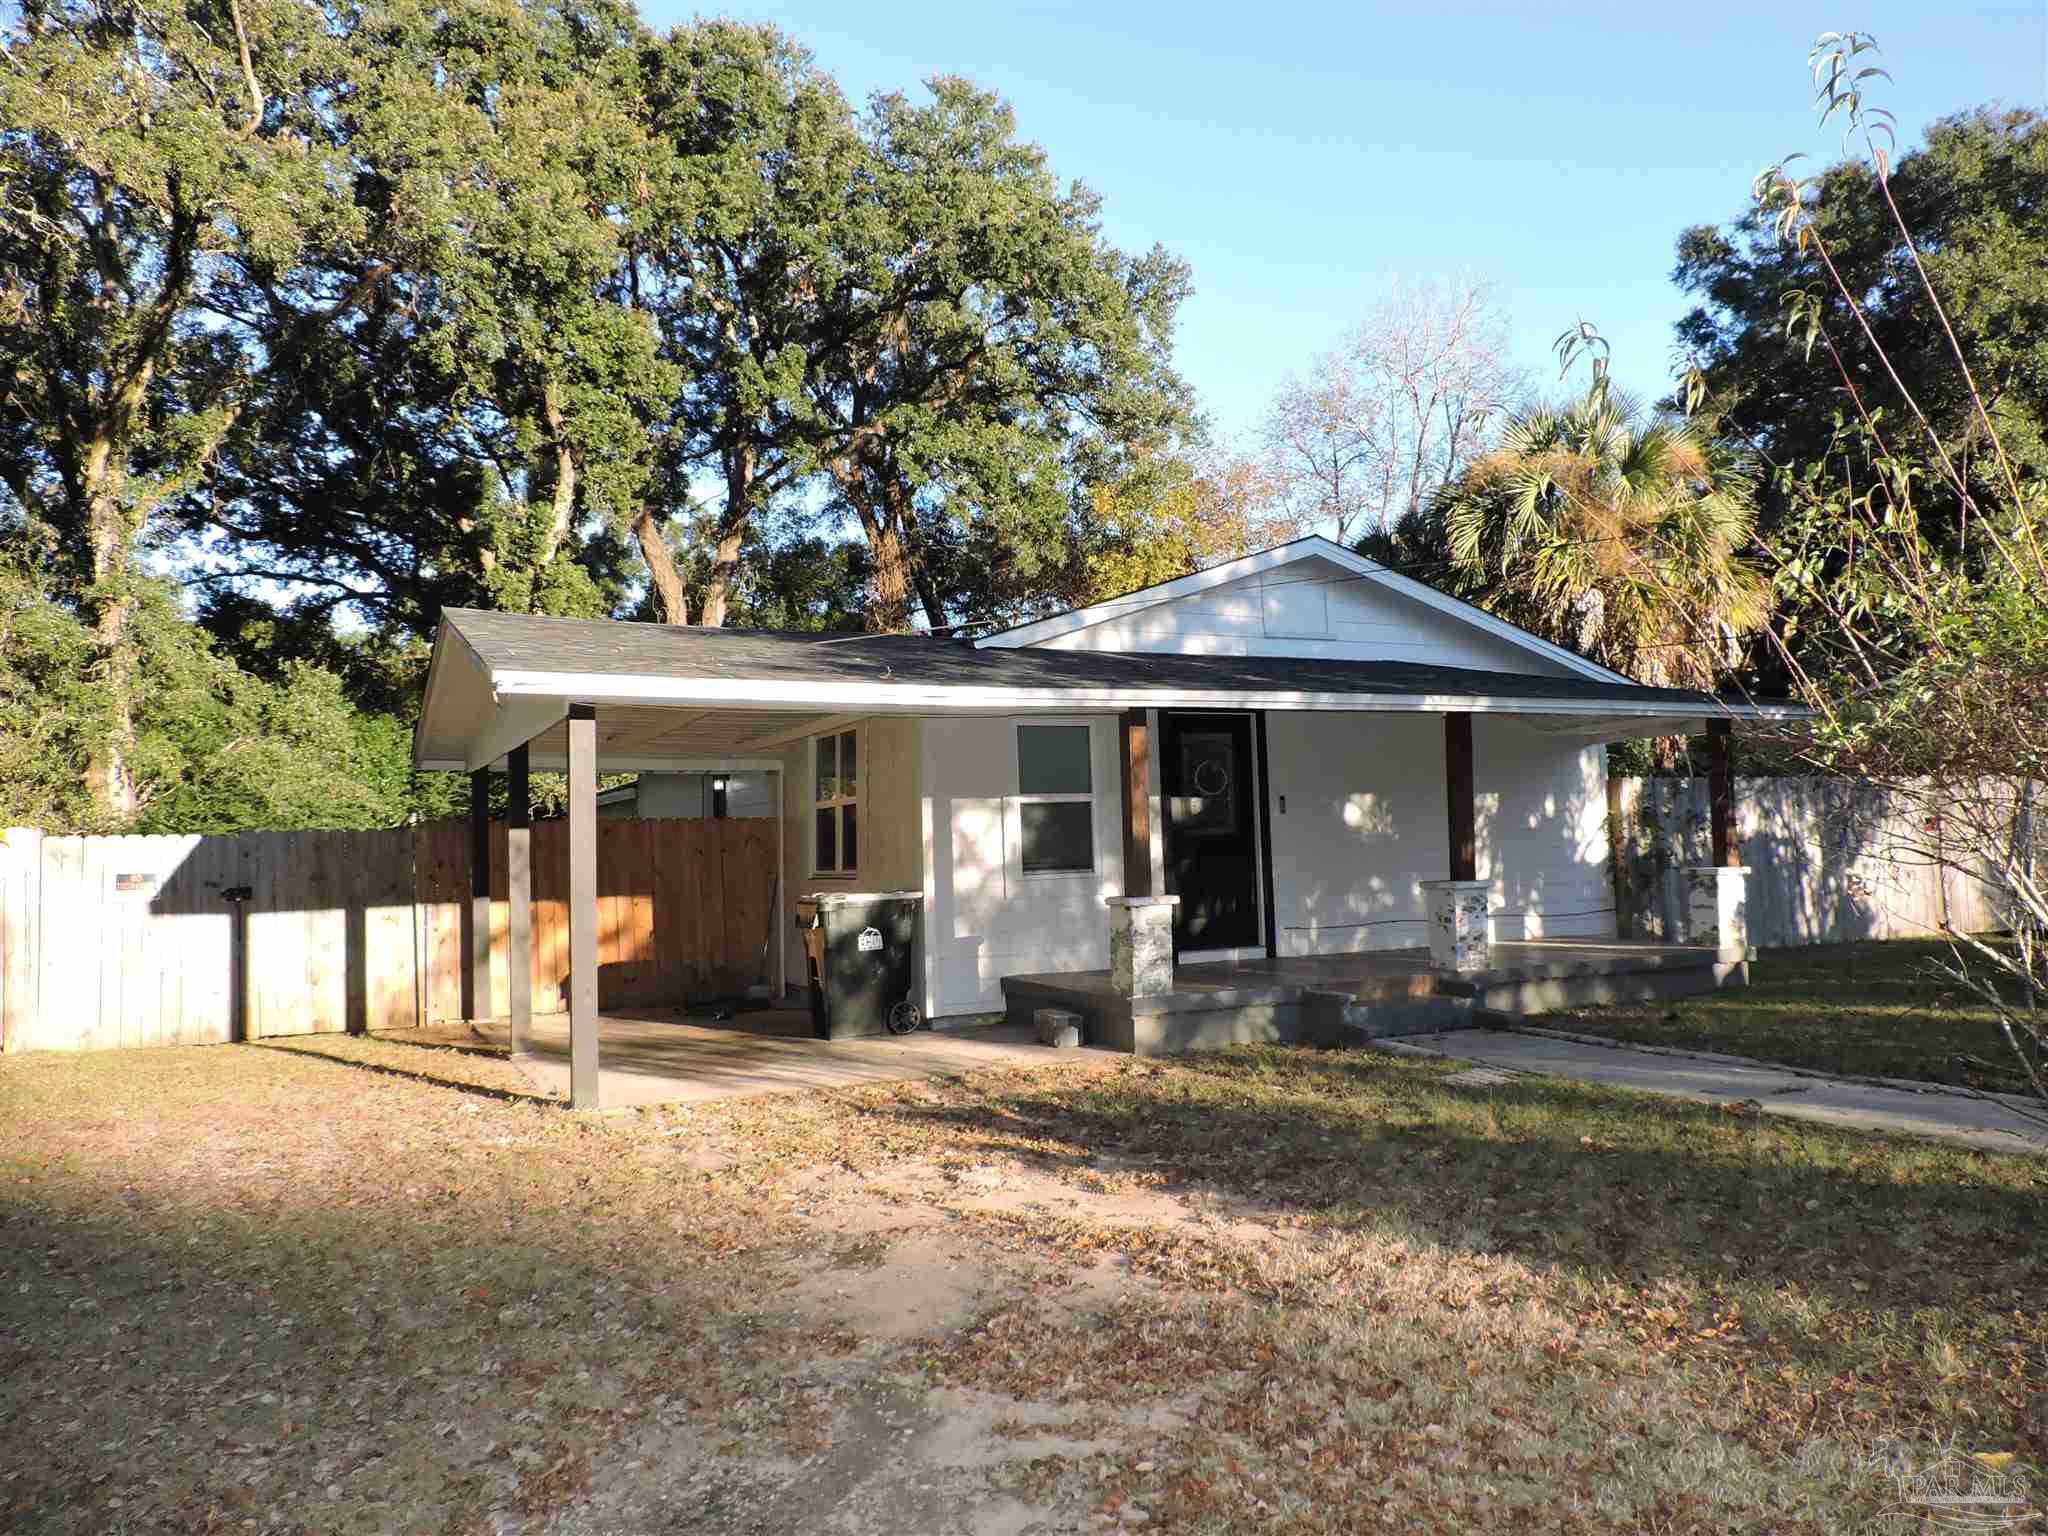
top-left (1017, 723), bottom-right (1095, 875)
top-left (813, 728), bottom-right (858, 874)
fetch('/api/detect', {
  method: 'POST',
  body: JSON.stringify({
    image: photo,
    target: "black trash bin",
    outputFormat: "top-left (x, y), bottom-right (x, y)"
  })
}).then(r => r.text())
top-left (794, 891), bottom-right (924, 1040)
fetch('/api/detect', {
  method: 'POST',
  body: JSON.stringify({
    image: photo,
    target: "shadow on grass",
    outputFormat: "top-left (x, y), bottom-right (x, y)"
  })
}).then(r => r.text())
top-left (255, 1038), bottom-right (551, 1106)
top-left (848, 1046), bottom-right (2045, 1326)
top-left (0, 1165), bottom-right (759, 1535)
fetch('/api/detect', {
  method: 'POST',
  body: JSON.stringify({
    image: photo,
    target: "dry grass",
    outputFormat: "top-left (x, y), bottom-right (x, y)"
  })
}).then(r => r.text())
top-left (1, 1030), bottom-right (2041, 1533)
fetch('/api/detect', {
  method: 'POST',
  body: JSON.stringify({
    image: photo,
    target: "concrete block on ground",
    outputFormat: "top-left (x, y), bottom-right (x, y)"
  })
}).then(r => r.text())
top-left (1034, 1007), bottom-right (1082, 1049)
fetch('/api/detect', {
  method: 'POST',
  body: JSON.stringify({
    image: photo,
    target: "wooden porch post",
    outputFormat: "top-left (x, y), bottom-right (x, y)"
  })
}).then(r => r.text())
top-left (1444, 712), bottom-right (1477, 882)
top-left (465, 767), bottom-right (491, 1022)
top-left (1119, 709), bottom-right (1153, 898)
top-left (1706, 718), bottom-right (1737, 868)
top-left (566, 704), bottom-right (600, 1108)
top-left (506, 743), bottom-right (532, 1059)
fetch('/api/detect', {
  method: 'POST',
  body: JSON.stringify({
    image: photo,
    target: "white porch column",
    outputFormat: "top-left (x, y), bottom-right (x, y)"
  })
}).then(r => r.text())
top-left (566, 704), bottom-right (600, 1109)
top-left (1421, 880), bottom-right (1491, 974)
top-left (1685, 866), bottom-right (1750, 957)
top-left (1105, 895), bottom-right (1179, 998)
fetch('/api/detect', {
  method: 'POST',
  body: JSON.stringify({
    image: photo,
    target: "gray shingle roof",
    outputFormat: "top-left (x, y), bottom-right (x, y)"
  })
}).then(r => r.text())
top-left (443, 608), bottom-right (1733, 709)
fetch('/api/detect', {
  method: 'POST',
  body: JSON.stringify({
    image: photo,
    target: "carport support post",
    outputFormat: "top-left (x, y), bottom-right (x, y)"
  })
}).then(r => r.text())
top-left (566, 704), bottom-right (601, 1108)
top-left (506, 743), bottom-right (532, 1059)
top-left (466, 768), bottom-right (491, 1023)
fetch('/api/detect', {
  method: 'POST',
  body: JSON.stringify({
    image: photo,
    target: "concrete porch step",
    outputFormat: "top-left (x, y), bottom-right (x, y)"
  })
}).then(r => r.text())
top-left (999, 944), bottom-right (1749, 1057)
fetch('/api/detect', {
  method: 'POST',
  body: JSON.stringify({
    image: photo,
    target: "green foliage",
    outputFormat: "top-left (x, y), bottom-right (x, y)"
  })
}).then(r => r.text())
top-left (715, 534), bottom-right (875, 632)
top-left (1433, 387), bottom-right (1770, 689)
top-left (1686, 35), bottom-right (2048, 1107)
top-left (789, 75), bottom-right (1196, 630)
top-left (0, 550), bottom-right (106, 832)
top-left (0, 0), bottom-right (1194, 827)
top-left (0, 555), bottom-right (447, 834)
top-left (1674, 105), bottom-right (2048, 557)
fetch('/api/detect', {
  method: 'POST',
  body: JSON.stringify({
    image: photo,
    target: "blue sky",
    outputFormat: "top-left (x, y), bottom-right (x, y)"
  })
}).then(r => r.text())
top-left (639, 1), bottom-right (2044, 447)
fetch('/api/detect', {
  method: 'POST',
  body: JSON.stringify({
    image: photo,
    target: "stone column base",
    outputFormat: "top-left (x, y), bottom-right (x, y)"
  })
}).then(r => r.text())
top-left (1420, 879), bottom-right (1491, 974)
top-left (1105, 895), bottom-right (1180, 998)
top-left (1686, 866), bottom-right (1750, 957)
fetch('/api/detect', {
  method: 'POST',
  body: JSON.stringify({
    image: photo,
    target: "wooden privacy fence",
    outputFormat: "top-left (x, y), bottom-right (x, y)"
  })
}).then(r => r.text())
top-left (1610, 776), bottom-right (2006, 946)
top-left (0, 817), bottom-right (778, 1054)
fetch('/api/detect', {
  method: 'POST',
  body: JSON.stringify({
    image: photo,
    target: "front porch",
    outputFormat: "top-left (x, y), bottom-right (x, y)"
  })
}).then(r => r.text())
top-left (1001, 939), bottom-right (1749, 1056)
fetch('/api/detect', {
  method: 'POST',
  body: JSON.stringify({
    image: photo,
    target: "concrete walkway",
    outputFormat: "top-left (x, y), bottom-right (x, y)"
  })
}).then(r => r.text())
top-left (1389, 1028), bottom-right (2048, 1156)
top-left (478, 1011), bottom-right (1112, 1108)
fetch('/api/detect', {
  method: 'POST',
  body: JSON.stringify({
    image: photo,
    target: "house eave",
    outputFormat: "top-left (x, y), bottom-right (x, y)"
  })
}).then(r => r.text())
top-left (488, 667), bottom-right (1807, 725)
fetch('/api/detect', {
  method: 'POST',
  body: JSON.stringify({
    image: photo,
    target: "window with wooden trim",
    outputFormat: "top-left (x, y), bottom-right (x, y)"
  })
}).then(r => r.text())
top-left (1017, 723), bottom-right (1095, 875)
top-left (813, 728), bottom-right (858, 874)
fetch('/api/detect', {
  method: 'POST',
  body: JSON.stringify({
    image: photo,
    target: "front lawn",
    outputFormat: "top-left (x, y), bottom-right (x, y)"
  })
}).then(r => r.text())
top-left (1, 1031), bottom-right (2041, 1533)
top-left (1550, 938), bottom-right (2044, 1094)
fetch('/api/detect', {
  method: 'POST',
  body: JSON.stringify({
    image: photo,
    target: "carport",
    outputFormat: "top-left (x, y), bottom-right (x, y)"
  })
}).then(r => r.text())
top-left (414, 613), bottom-right (876, 1108)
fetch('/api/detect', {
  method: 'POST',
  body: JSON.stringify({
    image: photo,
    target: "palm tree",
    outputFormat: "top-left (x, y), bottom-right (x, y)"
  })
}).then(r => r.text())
top-left (1435, 387), bottom-right (1769, 691)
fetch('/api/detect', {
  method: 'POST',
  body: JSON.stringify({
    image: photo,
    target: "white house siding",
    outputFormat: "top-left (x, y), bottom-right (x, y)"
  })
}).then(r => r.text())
top-left (1264, 712), bottom-right (1614, 956)
top-left (1034, 558), bottom-right (1576, 674)
top-left (619, 771), bottom-right (775, 819)
top-left (1472, 717), bottom-right (1614, 942)
top-left (778, 716), bottom-right (925, 1001)
top-left (919, 714), bottom-right (1126, 1020)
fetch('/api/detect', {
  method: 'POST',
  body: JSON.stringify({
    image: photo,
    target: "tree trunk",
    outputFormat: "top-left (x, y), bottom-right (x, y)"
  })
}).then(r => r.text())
top-left (632, 507), bottom-right (689, 623)
top-left (83, 483), bottom-right (139, 825)
top-left (531, 373), bottom-right (578, 592)
top-left (78, 355), bottom-right (153, 827)
top-left (697, 444), bottom-right (755, 628)
top-left (898, 506), bottom-right (948, 631)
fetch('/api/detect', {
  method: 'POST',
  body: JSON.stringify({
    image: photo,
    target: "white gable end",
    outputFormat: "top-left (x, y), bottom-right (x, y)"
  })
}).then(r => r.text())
top-left (1028, 555), bottom-right (1581, 676)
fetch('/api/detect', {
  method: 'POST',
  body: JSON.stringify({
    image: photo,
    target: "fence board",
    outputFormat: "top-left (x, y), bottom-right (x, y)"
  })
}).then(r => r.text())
top-left (0, 828), bottom-right (42, 1053)
top-left (6, 813), bottom-right (795, 1050)
top-left (1613, 776), bottom-right (2010, 947)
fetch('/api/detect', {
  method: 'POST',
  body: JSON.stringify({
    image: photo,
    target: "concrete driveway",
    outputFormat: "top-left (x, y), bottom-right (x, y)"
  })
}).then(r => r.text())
top-left (476, 1010), bottom-right (1114, 1108)
top-left (1392, 1028), bottom-right (2048, 1156)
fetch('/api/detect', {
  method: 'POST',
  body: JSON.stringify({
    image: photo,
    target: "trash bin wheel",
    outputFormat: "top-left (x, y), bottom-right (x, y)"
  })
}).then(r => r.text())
top-left (886, 1000), bottom-right (922, 1036)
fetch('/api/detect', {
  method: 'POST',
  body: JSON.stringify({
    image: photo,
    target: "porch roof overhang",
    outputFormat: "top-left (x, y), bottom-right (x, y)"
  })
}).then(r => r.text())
top-left (413, 607), bottom-right (1809, 772)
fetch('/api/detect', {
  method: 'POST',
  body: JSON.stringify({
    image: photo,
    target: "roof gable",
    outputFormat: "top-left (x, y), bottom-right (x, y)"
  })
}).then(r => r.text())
top-left (976, 535), bottom-right (1632, 684)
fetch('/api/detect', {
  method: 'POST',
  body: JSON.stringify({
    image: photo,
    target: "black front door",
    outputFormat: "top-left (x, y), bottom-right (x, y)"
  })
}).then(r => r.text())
top-left (1161, 712), bottom-right (1260, 952)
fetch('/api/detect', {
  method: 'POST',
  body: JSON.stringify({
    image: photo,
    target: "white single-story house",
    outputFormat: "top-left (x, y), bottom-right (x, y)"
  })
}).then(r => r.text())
top-left (414, 535), bottom-right (1802, 1105)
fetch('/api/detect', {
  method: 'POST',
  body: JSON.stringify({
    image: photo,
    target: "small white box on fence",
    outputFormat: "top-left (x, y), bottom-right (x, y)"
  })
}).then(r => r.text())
top-left (1034, 1007), bottom-right (1082, 1049)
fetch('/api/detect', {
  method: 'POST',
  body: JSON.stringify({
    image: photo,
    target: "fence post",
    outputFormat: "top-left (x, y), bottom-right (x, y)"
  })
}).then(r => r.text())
top-left (1, 828), bottom-right (44, 1052)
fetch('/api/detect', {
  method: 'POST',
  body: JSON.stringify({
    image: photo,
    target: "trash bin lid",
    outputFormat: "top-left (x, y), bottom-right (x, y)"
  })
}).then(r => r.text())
top-left (801, 890), bottom-right (923, 905)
